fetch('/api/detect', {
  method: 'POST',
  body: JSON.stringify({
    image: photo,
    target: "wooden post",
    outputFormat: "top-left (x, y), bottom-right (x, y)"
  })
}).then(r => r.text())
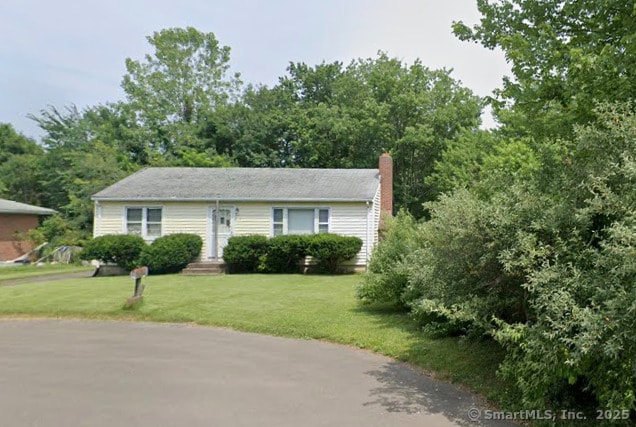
top-left (134, 277), bottom-right (143, 297)
top-left (125, 266), bottom-right (149, 308)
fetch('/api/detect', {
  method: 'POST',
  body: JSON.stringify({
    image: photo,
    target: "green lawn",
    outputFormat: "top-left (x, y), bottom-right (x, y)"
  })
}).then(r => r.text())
top-left (0, 263), bottom-right (93, 282)
top-left (0, 273), bottom-right (512, 404)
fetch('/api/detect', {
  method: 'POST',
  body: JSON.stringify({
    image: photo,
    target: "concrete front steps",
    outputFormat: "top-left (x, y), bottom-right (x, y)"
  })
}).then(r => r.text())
top-left (181, 261), bottom-right (226, 275)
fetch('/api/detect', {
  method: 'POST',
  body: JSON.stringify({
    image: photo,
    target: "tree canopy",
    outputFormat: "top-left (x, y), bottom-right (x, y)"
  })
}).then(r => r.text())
top-left (122, 27), bottom-right (241, 155)
top-left (454, 0), bottom-right (636, 139)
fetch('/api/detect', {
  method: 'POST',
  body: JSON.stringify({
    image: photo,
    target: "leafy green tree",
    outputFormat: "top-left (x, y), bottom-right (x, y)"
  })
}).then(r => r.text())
top-left (230, 53), bottom-right (482, 215)
top-left (121, 27), bottom-right (241, 155)
top-left (429, 129), bottom-right (539, 198)
top-left (0, 154), bottom-right (45, 205)
top-left (369, 103), bottom-right (636, 413)
top-left (30, 104), bottom-right (136, 231)
top-left (0, 123), bottom-right (45, 204)
top-left (0, 123), bottom-right (42, 163)
top-left (454, 0), bottom-right (636, 140)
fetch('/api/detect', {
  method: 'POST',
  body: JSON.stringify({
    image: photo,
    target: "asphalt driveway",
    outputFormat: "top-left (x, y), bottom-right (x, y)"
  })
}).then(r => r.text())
top-left (0, 319), bottom-right (517, 427)
top-left (0, 270), bottom-right (95, 286)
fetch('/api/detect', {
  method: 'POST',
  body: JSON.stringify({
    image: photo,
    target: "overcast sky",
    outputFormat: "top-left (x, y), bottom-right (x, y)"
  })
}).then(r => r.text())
top-left (1, 0), bottom-right (510, 140)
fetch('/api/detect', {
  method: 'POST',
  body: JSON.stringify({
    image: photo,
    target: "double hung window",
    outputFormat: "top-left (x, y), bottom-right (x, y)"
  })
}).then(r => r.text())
top-left (126, 207), bottom-right (162, 239)
top-left (272, 208), bottom-right (329, 236)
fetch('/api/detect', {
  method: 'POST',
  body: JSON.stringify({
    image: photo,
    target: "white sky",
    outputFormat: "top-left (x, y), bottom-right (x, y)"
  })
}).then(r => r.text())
top-left (0, 0), bottom-right (510, 140)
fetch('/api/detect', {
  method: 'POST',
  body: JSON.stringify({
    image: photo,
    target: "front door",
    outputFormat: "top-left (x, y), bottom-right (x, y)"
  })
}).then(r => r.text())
top-left (210, 207), bottom-right (234, 259)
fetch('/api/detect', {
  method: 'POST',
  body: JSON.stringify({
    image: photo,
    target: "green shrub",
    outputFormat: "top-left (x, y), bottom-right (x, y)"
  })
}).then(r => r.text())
top-left (306, 233), bottom-right (362, 273)
top-left (356, 211), bottom-right (421, 305)
top-left (223, 235), bottom-right (269, 273)
top-left (80, 234), bottom-right (147, 271)
top-left (258, 235), bottom-right (310, 274)
top-left (138, 233), bottom-right (202, 274)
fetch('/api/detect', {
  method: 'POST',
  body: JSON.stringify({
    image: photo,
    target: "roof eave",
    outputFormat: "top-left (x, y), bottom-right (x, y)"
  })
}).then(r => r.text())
top-left (92, 197), bottom-right (374, 203)
top-left (0, 209), bottom-right (56, 215)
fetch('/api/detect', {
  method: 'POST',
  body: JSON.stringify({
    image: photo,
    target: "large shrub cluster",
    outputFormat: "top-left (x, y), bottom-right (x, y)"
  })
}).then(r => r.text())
top-left (356, 211), bottom-right (421, 306)
top-left (80, 234), bottom-right (146, 270)
top-left (223, 233), bottom-right (362, 274)
top-left (306, 233), bottom-right (363, 273)
top-left (259, 235), bottom-right (310, 273)
top-left (138, 234), bottom-right (203, 274)
top-left (222, 235), bottom-right (269, 273)
top-left (81, 233), bottom-right (202, 274)
top-left (359, 105), bottom-right (636, 417)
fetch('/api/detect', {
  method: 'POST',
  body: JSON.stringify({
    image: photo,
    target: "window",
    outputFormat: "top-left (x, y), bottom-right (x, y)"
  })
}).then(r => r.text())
top-left (272, 208), bottom-right (329, 236)
top-left (273, 208), bottom-right (284, 236)
top-left (126, 207), bottom-right (162, 239)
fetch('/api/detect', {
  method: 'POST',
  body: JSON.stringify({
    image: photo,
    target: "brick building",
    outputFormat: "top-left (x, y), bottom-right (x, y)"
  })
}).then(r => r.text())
top-left (0, 199), bottom-right (56, 261)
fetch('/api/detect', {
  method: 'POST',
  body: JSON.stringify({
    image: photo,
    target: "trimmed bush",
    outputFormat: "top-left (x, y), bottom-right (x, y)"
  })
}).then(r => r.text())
top-left (223, 235), bottom-right (269, 273)
top-left (80, 234), bottom-right (147, 271)
top-left (138, 233), bottom-right (202, 274)
top-left (258, 235), bottom-right (310, 274)
top-left (306, 233), bottom-right (362, 273)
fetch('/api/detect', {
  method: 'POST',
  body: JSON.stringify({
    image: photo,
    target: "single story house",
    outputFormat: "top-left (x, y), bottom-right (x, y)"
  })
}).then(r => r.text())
top-left (0, 198), bottom-right (56, 261)
top-left (92, 154), bottom-right (393, 269)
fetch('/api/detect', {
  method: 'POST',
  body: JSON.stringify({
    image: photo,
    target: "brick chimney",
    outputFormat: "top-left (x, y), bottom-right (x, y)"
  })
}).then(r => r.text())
top-left (379, 153), bottom-right (393, 218)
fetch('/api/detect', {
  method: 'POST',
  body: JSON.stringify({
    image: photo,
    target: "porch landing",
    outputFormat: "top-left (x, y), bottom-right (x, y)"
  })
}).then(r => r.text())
top-left (181, 261), bottom-right (226, 275)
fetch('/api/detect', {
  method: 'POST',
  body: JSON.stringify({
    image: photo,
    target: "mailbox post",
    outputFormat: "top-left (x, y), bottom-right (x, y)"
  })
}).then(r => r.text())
top-left (125, 266), bottom-right (149, 308)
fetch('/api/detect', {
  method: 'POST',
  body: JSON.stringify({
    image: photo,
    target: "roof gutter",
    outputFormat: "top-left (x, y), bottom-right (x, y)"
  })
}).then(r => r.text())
top-left (91, 197), bottom-right (375, 203)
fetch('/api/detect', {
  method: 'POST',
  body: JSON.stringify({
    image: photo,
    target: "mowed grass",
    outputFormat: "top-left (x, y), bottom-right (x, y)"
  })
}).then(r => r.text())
top-left (0, 263), bottom-right (93, 282)
top-left (0, 273), bottom-right (511, 403)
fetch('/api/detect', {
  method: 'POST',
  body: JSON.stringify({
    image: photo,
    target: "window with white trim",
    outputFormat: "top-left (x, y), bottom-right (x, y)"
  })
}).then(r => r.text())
top-left (126, 207), bottom-right (162, 239)
top-left (272, 208), bottom-right (329, 236)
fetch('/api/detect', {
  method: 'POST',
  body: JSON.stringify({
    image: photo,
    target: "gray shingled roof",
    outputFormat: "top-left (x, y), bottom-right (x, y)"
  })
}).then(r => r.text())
top-left (0, 198), bottom-right (56, 215)
top-left (92, 167), bottom-right (380, 202)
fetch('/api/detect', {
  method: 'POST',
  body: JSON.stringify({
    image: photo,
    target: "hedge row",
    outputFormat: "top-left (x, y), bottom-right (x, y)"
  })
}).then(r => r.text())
top-left (81, 233), bottom-right (202, 274)
top-left (223, 233), bottom-right (362, 274)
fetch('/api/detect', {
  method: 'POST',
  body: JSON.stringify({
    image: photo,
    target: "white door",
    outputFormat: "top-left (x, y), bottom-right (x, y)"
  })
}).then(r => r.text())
top-left (210, 207), bottom-right (234, 259)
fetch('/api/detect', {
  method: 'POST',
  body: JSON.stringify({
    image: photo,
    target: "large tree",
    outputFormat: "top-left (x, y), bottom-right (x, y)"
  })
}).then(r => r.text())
top-left (122, 27), bottom-right (241, 155)
top-left (225, 53), bottom-right (482, 215)
top-left (30, 104), bottom-right (137, 231)
top-left (454, 0), bottom-right (636, 140)
top-left (0, 123), bottom-right (45, 204)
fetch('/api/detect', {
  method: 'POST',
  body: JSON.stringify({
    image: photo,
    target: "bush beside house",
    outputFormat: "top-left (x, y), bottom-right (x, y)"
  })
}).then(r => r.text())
top-left (81, 233), bottom-right (202, 274)
top-left (82, 232), bottom-right (360, 275)
top-left (222, 235), bottom-right (269, 273)
top-left (80, 234), bottom-right (146, 271)
top-left (259, 235), bottom-right (310, 274)
top-left (223, 233), bottom-right (362, 274)
top-left (138, 234), bottom-right (203, 274)
top-left (305, 233), bottom-right (363, 274)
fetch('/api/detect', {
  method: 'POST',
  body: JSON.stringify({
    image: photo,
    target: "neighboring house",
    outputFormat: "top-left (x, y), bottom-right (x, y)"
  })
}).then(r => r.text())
top-left (0, 199), bottom-right (56, 261)
top-left (92, 154), bottom-right (393, 269)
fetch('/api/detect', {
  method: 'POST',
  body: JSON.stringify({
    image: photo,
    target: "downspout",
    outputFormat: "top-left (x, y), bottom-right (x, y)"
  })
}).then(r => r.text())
top-left (365, 201), bottom-right (370, 272)
top-left (214, 199), bottom-right (220, 260)
top-left (94, 200), bottom-right (101, 237)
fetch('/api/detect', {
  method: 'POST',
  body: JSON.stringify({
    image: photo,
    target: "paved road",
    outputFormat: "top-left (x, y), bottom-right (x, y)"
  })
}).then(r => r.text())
top-left (0, 320), bottom-right (517, 427)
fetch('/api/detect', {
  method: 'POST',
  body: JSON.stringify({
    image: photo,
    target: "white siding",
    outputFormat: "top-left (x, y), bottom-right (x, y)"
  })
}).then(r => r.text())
top-left (372, 184), bottom-right (381, 247)
top-left (96, 202), bottom-right (126, 235)
top-left (233, 203), bottom-right (271, 236)
top-left (234, 202), bottom-right (370, 265)
top-left (96, 200), bottom-right (375, 265)
top-left (95, 202), bottom-right (210, 260)
top-left (162, 203), bottom-right (209, 256)
top-left (328, 203), bottom-right (371, 265)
